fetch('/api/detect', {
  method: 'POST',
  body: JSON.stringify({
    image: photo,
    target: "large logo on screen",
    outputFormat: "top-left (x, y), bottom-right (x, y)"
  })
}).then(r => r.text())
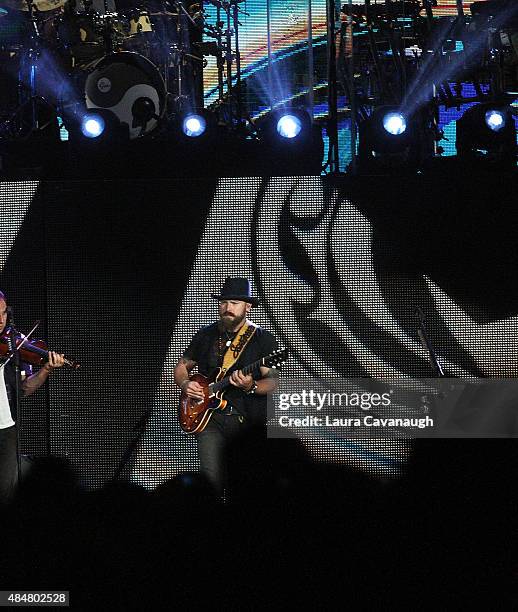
top-left (251, 177), bottom-right (488, 379)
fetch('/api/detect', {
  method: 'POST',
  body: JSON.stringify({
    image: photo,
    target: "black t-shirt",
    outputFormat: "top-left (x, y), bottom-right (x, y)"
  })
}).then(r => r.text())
top-left (183, 322), bottom-right (279, 423)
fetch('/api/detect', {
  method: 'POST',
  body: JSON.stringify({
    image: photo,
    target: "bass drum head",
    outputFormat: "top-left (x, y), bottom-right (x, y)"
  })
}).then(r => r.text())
top-left (85, 51), bottom-right (166, 139)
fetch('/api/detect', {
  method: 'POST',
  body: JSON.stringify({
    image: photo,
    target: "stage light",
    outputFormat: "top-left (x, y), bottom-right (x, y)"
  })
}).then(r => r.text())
top-left (253, 108), bottom-right (323, 175)
top-left (65, 107), bottom-right (128, 146)
top-left (64, 107), bottom-right (130, 177)
top-left (358, 105), bottom-right (434, 173)
top-left (456, 104), bottom-right (516, 169)
top-left (81, 114), bottom-right (105, 139)
top-left (383, 112), bottom-right (407, 136)
top-left (485, 109), bottom-right (506, 132)
top-left (182, 114), bottom-right (207, 137)
top-left (276, 114), bottom-right (302, 139)
top-left (257, 108), bottom-right (312, 144)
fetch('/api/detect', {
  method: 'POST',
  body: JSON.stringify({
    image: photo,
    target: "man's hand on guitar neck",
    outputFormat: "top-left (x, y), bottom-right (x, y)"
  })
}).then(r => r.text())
top-left (229, 367), bottom-right (278, 395)
top-left (229, 369), bottom-right (255, 392)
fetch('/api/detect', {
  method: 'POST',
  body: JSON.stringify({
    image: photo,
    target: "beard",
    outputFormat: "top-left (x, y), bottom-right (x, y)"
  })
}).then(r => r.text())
top-left (220, 313), bottom-right (245, 331)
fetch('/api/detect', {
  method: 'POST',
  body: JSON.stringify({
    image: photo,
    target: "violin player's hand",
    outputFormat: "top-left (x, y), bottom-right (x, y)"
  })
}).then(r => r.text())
top-left (23, 351), bottom-right (66, 396)
top-left (44, 351), bottom-right (65, 372)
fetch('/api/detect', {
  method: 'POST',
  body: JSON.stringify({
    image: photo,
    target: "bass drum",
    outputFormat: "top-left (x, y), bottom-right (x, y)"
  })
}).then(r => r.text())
top-left (84, 51), bottom-right (166, 139)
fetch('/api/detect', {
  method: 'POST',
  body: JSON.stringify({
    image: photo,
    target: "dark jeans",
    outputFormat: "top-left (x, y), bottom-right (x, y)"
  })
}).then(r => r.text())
top-left (196, 411), bottom-right (247, 495)
top-left (0, 425), bottom-right (18, 504)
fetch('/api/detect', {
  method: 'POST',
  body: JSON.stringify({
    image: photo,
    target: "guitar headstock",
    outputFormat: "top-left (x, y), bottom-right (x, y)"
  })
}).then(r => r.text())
top-left (264, 348), bottom-right (288, 369)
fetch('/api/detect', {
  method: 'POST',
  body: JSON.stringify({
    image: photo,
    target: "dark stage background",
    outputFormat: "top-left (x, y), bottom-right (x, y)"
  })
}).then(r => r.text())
top-left (0, 173), bottom-right (517, 488)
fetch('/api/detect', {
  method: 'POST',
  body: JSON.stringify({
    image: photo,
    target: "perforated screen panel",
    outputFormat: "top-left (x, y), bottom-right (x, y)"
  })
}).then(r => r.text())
top-left (0, 181), bottom-right (47, 456)
top-left (0, 177), bottom-right (516, 488)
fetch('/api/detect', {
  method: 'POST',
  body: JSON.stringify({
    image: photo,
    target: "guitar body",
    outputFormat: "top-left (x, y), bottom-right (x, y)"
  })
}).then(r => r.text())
top-left (178, 348), bottom-right (288, 434)
top-left (178, 371), bottom-right (227, 434)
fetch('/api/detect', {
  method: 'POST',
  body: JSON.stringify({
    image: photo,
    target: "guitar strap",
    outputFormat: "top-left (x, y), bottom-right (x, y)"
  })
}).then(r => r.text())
top-left (217, 320), bottom-right (258, 381)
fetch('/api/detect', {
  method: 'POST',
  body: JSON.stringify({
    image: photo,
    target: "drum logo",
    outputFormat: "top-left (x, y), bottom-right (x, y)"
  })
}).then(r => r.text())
top-left (97, 78), bottom-right (112, 93)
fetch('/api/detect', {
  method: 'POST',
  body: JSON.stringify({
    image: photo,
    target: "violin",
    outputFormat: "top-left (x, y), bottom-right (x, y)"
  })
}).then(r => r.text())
top-left (0, 330), bottom-right (80, 370)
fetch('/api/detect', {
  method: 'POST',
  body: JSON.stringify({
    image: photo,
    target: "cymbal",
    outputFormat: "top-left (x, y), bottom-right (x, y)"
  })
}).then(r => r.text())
top-left (0, 0), bottom-right (66, 12)
top-left (204, 0), bottom-right (244, 7)
top-left (149, 10), bottom-right (178, 16)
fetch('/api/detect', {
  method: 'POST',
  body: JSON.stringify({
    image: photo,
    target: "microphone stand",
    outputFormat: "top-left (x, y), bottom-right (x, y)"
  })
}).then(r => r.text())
top-left (110, 409), bottom-right (152, 483)
top-left (414, 306), bottom-right (449, 431)
top-left (415, 306), bottom-right (445, 377)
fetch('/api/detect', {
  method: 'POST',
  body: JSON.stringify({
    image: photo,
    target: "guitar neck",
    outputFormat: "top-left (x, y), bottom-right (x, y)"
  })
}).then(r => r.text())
top-left (212, 358), bottom-right (263, 393)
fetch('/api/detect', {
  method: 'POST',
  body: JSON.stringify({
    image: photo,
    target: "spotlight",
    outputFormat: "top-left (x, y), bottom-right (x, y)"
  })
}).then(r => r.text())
top-left (182, 114), bottom-right (207, 137)
top-left (276, 114), bottom-right (302, 139)
top-left (254, 108), bottom-right (323, 175)
top-left (382, 112), bottom-right (407, 136)
top-left (81, 113), bottom-right (105, 139)
top-left (64, 107), bottom-right (130, 177)
top-left (259, 108), bottom-right (312, 144)
top-left (484, 109), bottom-right (506, 132)
top-left (66, 107), bottom-right (127, 146)
top-left (456, 103), bottom-right (516, 169)
top-left (358, 105), bottom-right (434, 173)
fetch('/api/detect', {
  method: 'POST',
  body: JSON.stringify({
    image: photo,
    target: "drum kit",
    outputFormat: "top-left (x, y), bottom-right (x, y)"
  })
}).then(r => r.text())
top-left (0, 0), bottom-right (242, 144)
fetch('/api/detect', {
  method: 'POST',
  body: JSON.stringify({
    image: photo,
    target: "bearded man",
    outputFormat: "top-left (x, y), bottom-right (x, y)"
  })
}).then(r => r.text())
top-left (174, 277), bottom-right (280, 494)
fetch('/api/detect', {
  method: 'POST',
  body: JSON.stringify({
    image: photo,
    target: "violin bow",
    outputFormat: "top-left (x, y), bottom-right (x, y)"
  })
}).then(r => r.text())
top-left (1, 320), bottom-right (41, 367)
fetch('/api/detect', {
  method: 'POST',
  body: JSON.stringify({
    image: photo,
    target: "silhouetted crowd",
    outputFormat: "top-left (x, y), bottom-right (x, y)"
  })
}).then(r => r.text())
top-left (1, 429), bottom-right (517, 609)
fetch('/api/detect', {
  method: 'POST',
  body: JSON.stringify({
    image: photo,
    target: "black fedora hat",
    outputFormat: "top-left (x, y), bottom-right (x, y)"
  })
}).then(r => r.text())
top-left (211, 277), bottom-right (259, 306)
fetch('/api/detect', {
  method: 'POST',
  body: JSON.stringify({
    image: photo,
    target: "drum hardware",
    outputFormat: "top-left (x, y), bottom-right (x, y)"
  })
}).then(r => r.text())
top-left (192, 40), bottom-right (218, 57)
top-left (0, 0), bottom-right (248, 146)
top-left (197, 0), bottom-right (248, 130)
top-left (224, 3), bottom-right (233, 114)
top-left (108, 13), bottom-right (130, 50)
top-left (127, 8), bottom-right (153, 36)
top-left (56, 9), bottom-right (107, 67)
top-left (200, 19), bottom-right (225, 102)
top-left (0, 0), bottom-right (58, 140)
top-left (0, 0), bottom-right (66, 12)
top-left (149, 11), bottom-right (178, 17)
top-left (163, 0), bottom-right (200, 112)
top-left (230, 0), bottom-right (250, 129)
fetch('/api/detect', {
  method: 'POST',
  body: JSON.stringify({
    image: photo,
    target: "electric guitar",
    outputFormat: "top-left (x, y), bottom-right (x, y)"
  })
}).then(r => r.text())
top-left (178, 348), bottom-right (288, 434)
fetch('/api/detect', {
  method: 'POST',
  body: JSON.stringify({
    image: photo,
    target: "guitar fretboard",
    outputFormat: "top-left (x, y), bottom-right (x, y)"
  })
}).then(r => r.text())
top-left (211, 358), bottom-right (264, 394)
